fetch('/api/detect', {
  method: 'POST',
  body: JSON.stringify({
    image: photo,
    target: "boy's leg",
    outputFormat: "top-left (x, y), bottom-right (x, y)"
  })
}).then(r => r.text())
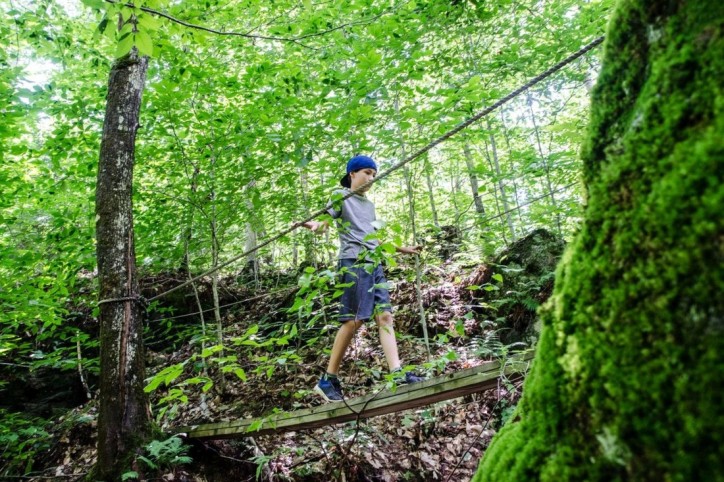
top-left (376, 311), bottom-right (401, 372)
top-left (376, 311), bottom-right (425, 384)
top-left (326, 319), bottom-right (363, 374)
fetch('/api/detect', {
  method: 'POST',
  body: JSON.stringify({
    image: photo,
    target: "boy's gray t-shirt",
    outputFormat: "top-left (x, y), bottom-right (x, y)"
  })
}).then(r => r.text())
top-left (326, 188), bottom-right (379, 259)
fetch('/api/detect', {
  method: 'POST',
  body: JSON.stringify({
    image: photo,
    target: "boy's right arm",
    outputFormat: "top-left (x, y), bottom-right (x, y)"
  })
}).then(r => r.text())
top-left (302, 220), bottom-right (329, 233)
top-left (301, 189), bottom-right (343, 234)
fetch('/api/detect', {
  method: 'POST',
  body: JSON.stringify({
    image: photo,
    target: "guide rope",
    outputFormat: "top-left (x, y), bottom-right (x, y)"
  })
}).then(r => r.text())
top-left (142, 180), bottom-right (578, 324)
top-left (147, 35), bottom-right (605, 304)
top-left (97, 295), bottom-right (149, 307)
top-left (146, 287), bottom-right (295, 324)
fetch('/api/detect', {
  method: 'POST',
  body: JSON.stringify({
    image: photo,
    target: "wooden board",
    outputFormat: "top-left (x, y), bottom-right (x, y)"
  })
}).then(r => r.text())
top-left (174, 354), bottom-right (533, 440)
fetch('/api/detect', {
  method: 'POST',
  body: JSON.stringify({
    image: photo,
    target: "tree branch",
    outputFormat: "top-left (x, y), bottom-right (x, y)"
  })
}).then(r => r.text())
top-left (104, 0), bottom-right (395, 48)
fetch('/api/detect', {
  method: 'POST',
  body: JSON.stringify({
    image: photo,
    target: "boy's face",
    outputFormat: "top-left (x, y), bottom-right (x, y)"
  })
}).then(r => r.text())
top-left (350, 168), bottom-right (376, 192)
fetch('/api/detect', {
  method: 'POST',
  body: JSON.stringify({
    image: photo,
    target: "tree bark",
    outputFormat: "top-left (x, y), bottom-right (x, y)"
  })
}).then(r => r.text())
top-left (499, 108), bottom-right (525, 226)
top-left (487, 119), bottom-right (516, 241)
top-left (423, 156), bottom-right (439, 228)
top-left (462, 141), bottom-right (485, 217)
top-left (474, 1), bottom-right (724, 480)
top-left (527, 93), bottom-right (562, 236)
top-left (95, 49), bottom-right (150, 481)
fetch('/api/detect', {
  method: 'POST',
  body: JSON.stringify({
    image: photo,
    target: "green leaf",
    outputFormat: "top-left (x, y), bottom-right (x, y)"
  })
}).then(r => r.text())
top-left (137, 13), bottom-right (161, 31)
top-left (233, 367), bottom-right (247, 382)
top-left (81, 0), bottom-right (104, 9)
top-left (135, 30), bottom-right (154, 57)
top-left (248, 419), bottom-right (264, 432)
top-left (200, 345), bottom-right (223, 358)
top-left (115, 33), bottom-right (134, 58)
top-left (492, 273), bottom-right (504, 283)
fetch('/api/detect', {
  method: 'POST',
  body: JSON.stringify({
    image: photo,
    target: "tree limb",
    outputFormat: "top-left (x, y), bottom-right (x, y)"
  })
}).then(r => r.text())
top-left (104, 0), bottom-right (395, 48)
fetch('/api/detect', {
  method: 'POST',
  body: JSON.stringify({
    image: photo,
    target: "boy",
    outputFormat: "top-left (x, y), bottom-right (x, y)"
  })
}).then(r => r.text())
top-left (303, 155), bottom-right (424, 402)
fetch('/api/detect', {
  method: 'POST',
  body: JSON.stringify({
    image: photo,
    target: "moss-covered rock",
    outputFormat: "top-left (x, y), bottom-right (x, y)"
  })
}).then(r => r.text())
top-left (467, 229), bottom-right (565, 345)
top-left (473, 1), bottom-right (724, 481)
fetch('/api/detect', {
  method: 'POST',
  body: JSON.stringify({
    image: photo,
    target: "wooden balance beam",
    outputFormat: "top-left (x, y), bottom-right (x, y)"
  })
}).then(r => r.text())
top-left (174, 353), bottom-right (533, 440)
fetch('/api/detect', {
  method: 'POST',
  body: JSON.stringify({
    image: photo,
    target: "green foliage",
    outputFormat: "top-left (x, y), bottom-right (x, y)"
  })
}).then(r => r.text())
top-left (144, 345), bottom-right (249, 422)
top-left (0, 409), bottom-right (52, 476)
top-left (137, 436), bottom-right (192, 470)
top-left (0, 0), bottom-right (617, 475)
top-left (474, 1), bottom-right (724, 480)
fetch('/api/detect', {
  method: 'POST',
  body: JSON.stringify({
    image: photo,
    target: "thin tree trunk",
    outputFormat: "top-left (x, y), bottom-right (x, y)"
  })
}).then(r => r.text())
top-left (208, 155), bottom-right (225, 390)
top-left (499, 108), bottom-right (525, 225)
top-left (482, 139), bottom-right (508, 246)
top-left (527, 93), bottom-right (562, 236)
top-left (487, 119), bottom-right (516, 241)
top-left (395, 94), bottom-right (430, 358)
top-left (95, 48), bottom-right (150, 481)
top-left (463, 142), bottom-right (485, 217)
top-left (244, 180), bottom-right (259, 287)
top-left (180, 164), bottom-right (200, 276)
top-left (298, 168), bottom-right (317, 269)
top-left (423, 156), bottom-right (439, 228)
top-left (449, 161), bottom-right (461, 232)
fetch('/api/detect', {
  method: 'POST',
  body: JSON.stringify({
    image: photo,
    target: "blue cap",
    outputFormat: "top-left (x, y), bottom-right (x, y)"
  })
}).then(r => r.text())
top-left (346, 155), bottom-right (377, 173)
top-left (341, 155), bottom-right (377, 187)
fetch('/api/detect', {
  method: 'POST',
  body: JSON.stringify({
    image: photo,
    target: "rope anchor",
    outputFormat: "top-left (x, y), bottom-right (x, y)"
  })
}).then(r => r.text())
top-left (97, 295), bottom-right (149, 308)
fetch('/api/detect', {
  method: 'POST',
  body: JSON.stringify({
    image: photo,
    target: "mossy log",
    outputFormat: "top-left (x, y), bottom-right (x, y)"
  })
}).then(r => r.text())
top-left (473, 1), bottom-right (724, 481)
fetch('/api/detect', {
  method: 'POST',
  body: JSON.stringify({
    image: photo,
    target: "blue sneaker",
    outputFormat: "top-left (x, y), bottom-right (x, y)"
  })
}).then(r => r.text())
top-left (314, 375), bottom-right (343, 402)
top-left (392, 370), bottom-right (425, 385)
top-left (403, 372), bottom-right (425, 384)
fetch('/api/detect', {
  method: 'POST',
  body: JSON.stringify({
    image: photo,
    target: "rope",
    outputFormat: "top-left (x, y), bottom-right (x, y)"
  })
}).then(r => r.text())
top-left (147, 286), bottom-right (296, 323)
top-left (97, 295), bottom-right (148, 307)
top-left (148, 35), bottom-right (605, 303)
top-left (147, 180), bottom-right (577, 323)
top-left (461, 181), bottom-right (580, 232)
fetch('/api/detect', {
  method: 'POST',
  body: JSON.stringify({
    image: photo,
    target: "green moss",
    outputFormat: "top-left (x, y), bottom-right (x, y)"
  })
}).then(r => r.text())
top-left (472, 1), bottom-right (724, 480)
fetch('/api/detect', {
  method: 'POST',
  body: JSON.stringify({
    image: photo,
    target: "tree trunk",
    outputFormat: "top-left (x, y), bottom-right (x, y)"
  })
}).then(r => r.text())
top-left (482, 139), bottom-right (509, 246)
top-left (395, 94), bottom-right (430, 357)
top-left (487, 119), bottom-right (516, 241)
top-left (499, 108), bottom-right (525, 226)
top-left (527, 93), bottom-right (562, 236)
top-left (449, 161), bottom-right (461, 232)
top-left (209, 167), bottom-right (225, 390)
top-left (423, 156), bottom-right (440, 228)
top-left (474, 2), bottom-right (724, 480)
top-left (462, 142), bottom-right (485, 217)
top-left (95, 49), bottom-right (150, 481)
top-left (244, 180), bottom-right (260, 285)
top-left (298, 168), bottom-right (316, 269)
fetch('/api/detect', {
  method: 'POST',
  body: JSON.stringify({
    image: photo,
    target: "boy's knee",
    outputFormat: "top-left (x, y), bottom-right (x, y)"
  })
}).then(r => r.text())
top-left (376, 311), bottom-right (394, 327)
top-left (343, 319), bottom-right (364, 330)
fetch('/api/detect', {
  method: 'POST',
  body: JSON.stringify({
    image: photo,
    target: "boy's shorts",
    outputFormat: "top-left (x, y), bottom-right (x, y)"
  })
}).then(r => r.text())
top-left (337, 258), bottom-right (392, 322)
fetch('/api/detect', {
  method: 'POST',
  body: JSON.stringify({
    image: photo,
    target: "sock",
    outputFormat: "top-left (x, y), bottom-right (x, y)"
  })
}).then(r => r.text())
top-left (323, 372), bottom-right (339, 380)
top-left (391, 367), bottom-right (402, 374)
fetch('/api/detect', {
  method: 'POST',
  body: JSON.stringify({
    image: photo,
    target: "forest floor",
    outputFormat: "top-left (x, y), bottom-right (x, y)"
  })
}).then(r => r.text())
top-left (22, 231), bottom-right (560, 481)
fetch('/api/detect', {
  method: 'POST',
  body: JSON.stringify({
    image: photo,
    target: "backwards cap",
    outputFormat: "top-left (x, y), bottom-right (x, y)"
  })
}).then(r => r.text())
top-left (340, 155), bottom-right (377, 187)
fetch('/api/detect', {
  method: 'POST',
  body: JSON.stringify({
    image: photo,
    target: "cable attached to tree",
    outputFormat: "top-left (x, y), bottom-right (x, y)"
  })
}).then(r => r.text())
top-left (97, 295), bottom-right (149, 307)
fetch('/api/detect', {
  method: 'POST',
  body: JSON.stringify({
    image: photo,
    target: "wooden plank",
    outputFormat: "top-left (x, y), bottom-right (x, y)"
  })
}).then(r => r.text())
top-left (174, 354), bottom-right (533, 440)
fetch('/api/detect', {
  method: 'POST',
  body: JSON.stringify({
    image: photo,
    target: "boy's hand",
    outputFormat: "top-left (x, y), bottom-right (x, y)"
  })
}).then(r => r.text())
top-left (302, 220), bottom-right (326, 232)
top-left (397, 245), bottom-right (423, 255)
